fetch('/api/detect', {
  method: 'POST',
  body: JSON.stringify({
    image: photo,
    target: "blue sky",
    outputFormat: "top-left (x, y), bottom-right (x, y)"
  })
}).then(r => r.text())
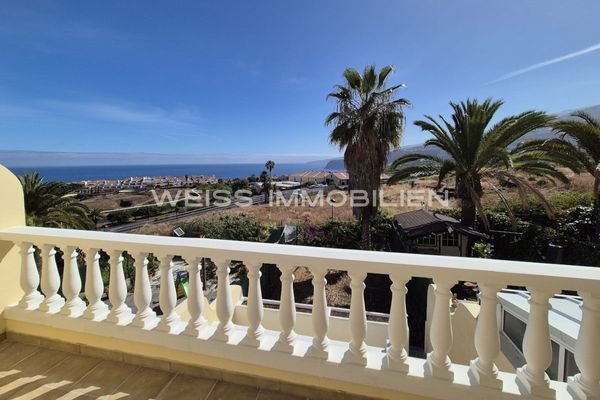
top-left (1, 1), bottom-right (599, 164)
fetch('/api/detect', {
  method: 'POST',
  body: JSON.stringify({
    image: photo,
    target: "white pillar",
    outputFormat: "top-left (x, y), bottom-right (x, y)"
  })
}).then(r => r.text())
top-left (184, 257), bottom-right (208, 337)
top-left (307, 267), bottom-right (329, 359)
top-left (60, 246), bottom-right (86, 317)
top-left (83, 248), bottom-right (109, 321)
top-left (468, 284), bottom-right (502, 389)
top-left (157, 254), bottom-right (183, 333)
top-left (384, 273), bottom-right (410, 373)
top-left (212, 259), bottom-right (234, 342)
top-left (515, 289), bottom-right (555, 398)
top-left (274, 264), bottom-right (297, 353)
top-left (342, 271), bottom-right (368, 366)
top-left (18, 243), bottom-right (43, 310)
top-left (39, 245), bottom-right (65, 313)
top-left (568, 292), bottom-right (600, 400)
top-left (242, 262), bottom-right (264, 347)
top-left (107, 250), bottom-right (133, 325)
top-left (131, 252), bottom-right (158, 329)
top-left (424, 279), bottom-right (454, 381)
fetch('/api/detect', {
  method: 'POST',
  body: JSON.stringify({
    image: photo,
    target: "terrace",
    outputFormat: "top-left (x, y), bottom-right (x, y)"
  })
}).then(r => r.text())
top-left (0, 164), bottom-right (599, 400)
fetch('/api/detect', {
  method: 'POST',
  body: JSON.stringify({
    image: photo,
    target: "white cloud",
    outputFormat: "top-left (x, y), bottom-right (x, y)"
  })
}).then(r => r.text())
top-left (489, 42), bottom-right (600, 84)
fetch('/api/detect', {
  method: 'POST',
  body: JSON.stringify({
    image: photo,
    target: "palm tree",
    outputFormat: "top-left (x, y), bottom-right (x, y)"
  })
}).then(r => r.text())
top-left (389, 98), bottom-right (558, 230)
top-left (260, 170), bottom-right (271, 204)
top-left (326, 65), bottom-right (410, 249)
top-left (527, 112), bottom-right (600, 239)
top-left (20, 172), bottom-right (94, 230)
top-left (265, 160), bottom-right (276, 178)
top-left (89, 208), bottom-right (103, 226)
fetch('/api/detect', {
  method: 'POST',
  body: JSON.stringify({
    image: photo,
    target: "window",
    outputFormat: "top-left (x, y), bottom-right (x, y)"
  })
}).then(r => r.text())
top-left (547, 340), bottom-right (560, 381)
top-left (416, 234), bottom-right (437, 247)
top-left (503, 311), bottom-right (526, 352)
top-left (564, 350), bottom-right (580, 381)
top-left (441, 231), bottom-right (459, 247)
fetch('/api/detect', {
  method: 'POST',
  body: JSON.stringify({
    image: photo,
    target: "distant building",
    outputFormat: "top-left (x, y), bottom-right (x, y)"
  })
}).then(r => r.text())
top-left (392, 209), bottom-right (488, 257)
top-left (289, 171), bottom-right (329, 184)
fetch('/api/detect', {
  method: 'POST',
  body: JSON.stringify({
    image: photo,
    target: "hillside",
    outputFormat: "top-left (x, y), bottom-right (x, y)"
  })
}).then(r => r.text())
top-left (325, 104), bottom-right (600, 170)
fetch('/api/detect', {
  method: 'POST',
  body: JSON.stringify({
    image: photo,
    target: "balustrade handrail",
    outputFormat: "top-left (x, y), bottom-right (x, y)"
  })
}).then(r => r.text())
top-left (1, 225), bottom-right (599, 292)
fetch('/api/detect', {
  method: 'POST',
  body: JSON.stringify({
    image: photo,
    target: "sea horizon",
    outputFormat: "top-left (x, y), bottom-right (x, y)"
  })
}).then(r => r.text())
top-left (6, 163), bottom-right (340, 183)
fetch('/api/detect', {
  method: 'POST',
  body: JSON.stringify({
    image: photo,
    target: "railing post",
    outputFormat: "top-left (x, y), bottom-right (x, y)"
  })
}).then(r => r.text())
top-left (384, 273), bottom-right (410, 373)
top-left (424, 279), bottom-right (454, 381)
top-left (184, 257), bottom-right (208, 337)
top-left (468, 284), bottom-right (502, 389)
top-left (18, 243), bottom-right (43, 310)
top-left (342, 271), bottom-right (368, 366)
top-left (157, 254), bottom-right (183, 334)
top-left (60, 246), bottom-right (85, 317)
top-left (274, 264), bottom-right (297, 353)
top-left (107, 250), bottom-right (133, 325)
top-left (39, 244), bottom-right (65, 313)
top-left (568, 292), bottom-right (600, 400)
top-left (83, 248), bottom-right (109, 321)
top-left (242, 262), bottom-right (265, 347)
top-left (131, 252), bottom-right (158, 330)
top-left (515, 288), bottom-right (555, 398)
top-left (307, 267), bottom-right (329, 359)
top-left (212, 259), bottom-right (234, 342)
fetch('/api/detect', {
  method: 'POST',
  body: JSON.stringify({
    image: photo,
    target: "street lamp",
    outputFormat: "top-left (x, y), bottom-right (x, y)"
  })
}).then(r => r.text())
top-left (329, 198), bottom-right (337, 219)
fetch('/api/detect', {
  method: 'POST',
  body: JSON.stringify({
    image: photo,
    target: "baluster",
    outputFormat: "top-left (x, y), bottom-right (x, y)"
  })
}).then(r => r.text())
top-left (60, 246), bottom-right (86, 317)
top-left (39, 245), bottom-right (65, 313)
top-left (424, 279), bottom-right (454, 380)
top-left (107, 250), bottom-right (133, 325)
top-left (342, 271), bottom-right (368, 366)
top-left (384, 273), bottom-right (409, 372)
top-left (274, 264), bottom-right (297, 353)
top-left (157, 254), bottom-right (183, 333)
top-left (83, 248), bottom-right (109, 321)
top-left (468, 284), bottom-right (502, 388)
top-left (515, 288), bottom-right (555, 398)
top-left (307, 267), bottom-right (329, 359)
top-left (212, 259), bottom-right (234, 342)
top-left (18, 243), bottom-right (43, 310)
top-left (131, 252), bottom-right (159, 329)
top-left (184, 257), bottom-right (208, 337)
top-left (242, 262), bottom-right (264, 347)
top-left (568, 292), bottom-right (600, 400)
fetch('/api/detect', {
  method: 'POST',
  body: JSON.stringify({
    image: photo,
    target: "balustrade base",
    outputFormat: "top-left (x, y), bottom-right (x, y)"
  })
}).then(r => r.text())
top-left (567, 375), bottom-right (600, 400)
top-left (240, 328), bottom-right (264, 348)
top-left (383, 353), bottom-right (409, 373)
top-left (184, 320), bottom-right (209, 338)
top-left (342, 349), bottom-right (367, 366)
top-left (60, 299), bottom-right (86, 318)
top-left (424, 354), bottom-right (454, 381)
top-left (19, 293), bottom-right (44, 311)
top-left (107, 307), bottom-right (134, 326)
top-left (273, 338), bottom-right (296, 354)
top-left (515, 367), bottom-right (555, 399)
top-left (39, 296), bottom-right (65, 314)
top-left (307, 343), bottom-right (329, 360)
top-left (157, 316), bottom-right (186, 334)
top-left (468, 360), bottom-right (502, 390)
top-left (131, 309), bottom-right (159, 330)
top-left (83, 303), bottom-right (109, 322)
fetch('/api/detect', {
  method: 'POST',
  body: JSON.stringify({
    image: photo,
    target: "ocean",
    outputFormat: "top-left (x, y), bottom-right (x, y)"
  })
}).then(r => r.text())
top-left (6, 163), bottom-right (332, 182)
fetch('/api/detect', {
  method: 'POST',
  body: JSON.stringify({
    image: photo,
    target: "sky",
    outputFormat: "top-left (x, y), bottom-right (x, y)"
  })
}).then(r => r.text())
top-left (1, 0), bottom-right (599, 165)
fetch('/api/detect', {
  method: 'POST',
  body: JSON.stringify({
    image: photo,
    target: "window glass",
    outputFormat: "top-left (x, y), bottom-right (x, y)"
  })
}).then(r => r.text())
top-left (564, 350), bottom-right (580, 381)
top-left (441, 232), bottom-right (459, 246)
top-left (503, 312), bottom-right (526, 352)
top-left (416, 234), bottom-right (436, 246)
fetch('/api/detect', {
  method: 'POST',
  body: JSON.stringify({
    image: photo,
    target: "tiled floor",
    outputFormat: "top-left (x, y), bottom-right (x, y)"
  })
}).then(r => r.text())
top-left (0, 340), bottom-right (307, 400)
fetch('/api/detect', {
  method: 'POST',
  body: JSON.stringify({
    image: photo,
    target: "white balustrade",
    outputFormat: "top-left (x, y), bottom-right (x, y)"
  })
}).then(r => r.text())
top-left (424, 279), bottom-right (454, 381)
top-left (274, 264), bottom-right (297, 353)
top-left (184, 257), bottom-right (207, 337)
top-left (384, 273), bottom-right (409, 372)
top-left (18, 243), bottom-right (43, 310)
top-left (568, 292), bottom-right (600, 400)
top-left (242, 262), bottom-right (264, 347)
top-left (342, 271), bottom-right (367, 365)
top-left (83, 248), bottom-right (109, 321)
top-left (468, 283), bottom-right (502, 389)
top-left (131, 252), bottom-right (158, 329)
top-left (39, 244), bottom-right (65, 313)
top-left (107, 250), bottom-right (133, 325)
top-left (60, 246), bottom-right (86, 317)
top-left (157, 254), bottom-right (183, 333)
top-left (212, 259), bottom-right (234, 342)
top-left (515, 288), bottom-right (555, 398)
top-left (307, 267), bottom-right (329, 359)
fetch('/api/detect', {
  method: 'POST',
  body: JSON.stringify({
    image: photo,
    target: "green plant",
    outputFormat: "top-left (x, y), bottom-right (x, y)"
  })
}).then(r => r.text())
top-left (472, 242), bottom-right (494, 258)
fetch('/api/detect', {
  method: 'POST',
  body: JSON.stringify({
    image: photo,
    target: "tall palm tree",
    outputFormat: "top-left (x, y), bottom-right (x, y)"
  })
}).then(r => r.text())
top-left (20, 172), bottom-right (94, 230)
top-left (527, 112), bottom-right (600, 239)
top-left (326, 65), bottom-right (410, 249)
top-left (389, 98), bottom-right (558, 230)
top-left (89, 208), bottom-right (103, 226)
top-left (265, 160), bottom-right (276, 178)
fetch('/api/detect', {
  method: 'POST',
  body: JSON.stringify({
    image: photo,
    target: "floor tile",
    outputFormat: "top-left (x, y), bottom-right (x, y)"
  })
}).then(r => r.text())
top-left (69, 360), bottom-right (138, 398)
top-left (206, 381), bottom-right (258, 400)
top-left (0, 343), bottom-right (39, 370)
top-left (43, 354), bottom-right (102, 389)
top-left (12, 349), bottom-right (69, 376)
top-left (103, 367), bottom-right (173, 400)
top-left (257, 389), bottom-right (306, 400)
top-left (157, 374), bottom-right (217, 400)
